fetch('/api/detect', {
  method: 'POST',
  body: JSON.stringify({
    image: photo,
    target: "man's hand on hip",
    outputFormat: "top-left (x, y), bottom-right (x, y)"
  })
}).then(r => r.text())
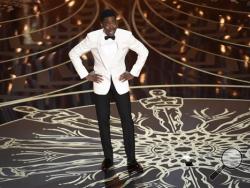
top-left (119, 71), bottom-right (134, 82)
top-left (86, 72), bottom-right (103, 83)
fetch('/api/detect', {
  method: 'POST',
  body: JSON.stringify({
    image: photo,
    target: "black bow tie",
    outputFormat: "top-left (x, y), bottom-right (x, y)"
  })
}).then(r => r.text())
top-left (104, 35), bottom-right (115, 40)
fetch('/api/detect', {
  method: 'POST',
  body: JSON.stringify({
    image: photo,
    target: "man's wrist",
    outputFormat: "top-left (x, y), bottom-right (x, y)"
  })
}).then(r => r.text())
top-left (129, 72), bottom-right (135, 78)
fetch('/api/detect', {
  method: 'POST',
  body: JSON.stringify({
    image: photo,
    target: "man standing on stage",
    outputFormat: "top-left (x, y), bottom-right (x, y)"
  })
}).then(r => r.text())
top-left (69, 9), bottom-right (148, 173)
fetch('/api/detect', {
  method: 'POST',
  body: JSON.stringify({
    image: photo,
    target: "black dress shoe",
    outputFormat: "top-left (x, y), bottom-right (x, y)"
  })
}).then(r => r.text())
top-left (127, 161), bottom-right (143, 174)
top-left (101, 158), bottom-right (113, 171)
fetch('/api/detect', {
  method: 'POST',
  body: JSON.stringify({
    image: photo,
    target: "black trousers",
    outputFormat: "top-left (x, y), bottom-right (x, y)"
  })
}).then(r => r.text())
top-left (94, 81), bottom-right (135, 163)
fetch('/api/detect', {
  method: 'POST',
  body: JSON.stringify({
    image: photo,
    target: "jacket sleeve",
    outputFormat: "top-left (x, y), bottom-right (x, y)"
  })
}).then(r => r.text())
top-left (68, 35), bottom-right (92, 79)
top-left (127, 33), bottom-right (149, 77)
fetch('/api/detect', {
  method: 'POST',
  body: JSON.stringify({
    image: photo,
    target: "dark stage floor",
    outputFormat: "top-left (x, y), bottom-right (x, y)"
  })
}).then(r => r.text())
top-left (1, 91), bottom-right (250, 187)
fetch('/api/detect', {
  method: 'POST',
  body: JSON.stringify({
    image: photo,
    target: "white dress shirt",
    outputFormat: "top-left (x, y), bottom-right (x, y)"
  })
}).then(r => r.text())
top-left (100, 32), bottom-right (118, 71)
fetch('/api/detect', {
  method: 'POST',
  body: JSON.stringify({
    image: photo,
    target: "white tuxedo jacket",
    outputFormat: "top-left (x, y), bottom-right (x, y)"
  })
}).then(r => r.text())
top-left (69, 28), bottom-right (149, 95)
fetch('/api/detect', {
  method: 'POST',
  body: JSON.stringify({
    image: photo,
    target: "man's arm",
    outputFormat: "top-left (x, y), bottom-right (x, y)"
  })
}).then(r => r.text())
top-left (68, 35), bottom-right (92, 79)
top-left (69, 35), bottom-right (103, 83)
top-left (127, 33), bottom-right (149, 77)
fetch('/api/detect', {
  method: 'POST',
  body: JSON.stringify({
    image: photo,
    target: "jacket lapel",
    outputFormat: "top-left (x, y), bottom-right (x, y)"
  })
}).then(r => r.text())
top-left (97, 31), bottom-right (109, 70)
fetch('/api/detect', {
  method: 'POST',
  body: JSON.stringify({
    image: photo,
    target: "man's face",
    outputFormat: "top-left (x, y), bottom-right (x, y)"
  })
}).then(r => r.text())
top-left (101, 16), bottom-right (117, 36)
